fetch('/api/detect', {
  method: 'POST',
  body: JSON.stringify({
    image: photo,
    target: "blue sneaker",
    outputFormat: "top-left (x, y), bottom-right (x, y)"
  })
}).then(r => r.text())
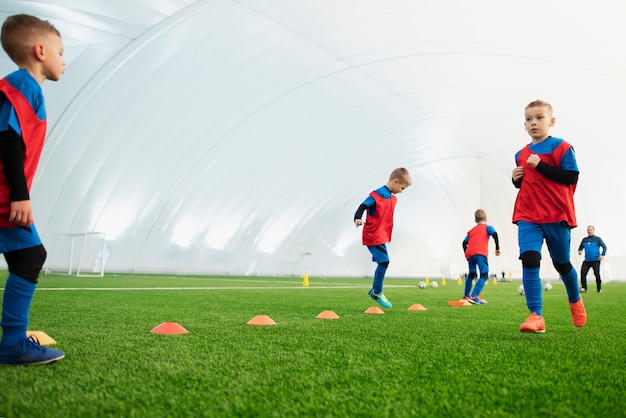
top-left (469, 296), bottom-right (487, 305)
top-left (0, 335), bottom-right (65, 365)
top-left (368, 288), bottom-right (392, 308)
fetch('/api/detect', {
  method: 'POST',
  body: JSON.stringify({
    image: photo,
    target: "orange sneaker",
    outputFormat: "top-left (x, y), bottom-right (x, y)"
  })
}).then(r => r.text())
top-left (520, 313), bottom-right (546, 333)
top-left (569, 298), bottom-right (587, 327)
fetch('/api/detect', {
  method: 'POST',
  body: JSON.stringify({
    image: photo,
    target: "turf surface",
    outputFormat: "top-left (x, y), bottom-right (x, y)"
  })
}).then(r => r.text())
top-left (1, 274), bottom-right (624, 417)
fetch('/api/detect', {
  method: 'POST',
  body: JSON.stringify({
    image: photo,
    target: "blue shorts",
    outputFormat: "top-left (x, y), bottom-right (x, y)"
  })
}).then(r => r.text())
top-left (467, 254), bottom-right (488, 275)
top-left (517, 221), bottom-right (571, 264)
top-left (367, 244), bottom-right (389, 264)
top-left (0, 224), bottom-right (42, 253)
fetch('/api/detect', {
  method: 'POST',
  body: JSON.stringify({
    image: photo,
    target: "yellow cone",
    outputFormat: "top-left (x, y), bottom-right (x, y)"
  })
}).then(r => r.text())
top-left (425, 276), bottom-right (430, 285)
top-left (302, 272), bottom-right (309, 287)
top-left (441, 276), bottom-right (446, 286)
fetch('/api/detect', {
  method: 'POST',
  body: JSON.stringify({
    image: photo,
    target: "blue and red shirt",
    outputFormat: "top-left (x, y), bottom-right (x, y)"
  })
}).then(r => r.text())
top-left (512, 136), bottom-right (577, 227)
top-left (361, 186), bottom-right (397, 246)
top-left (464, 223), bottom-right (497, 259)
top-left (0, 69), bottom-right (47, 227)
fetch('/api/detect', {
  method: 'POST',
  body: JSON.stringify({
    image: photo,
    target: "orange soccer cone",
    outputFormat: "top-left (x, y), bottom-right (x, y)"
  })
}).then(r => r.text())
top-left (408, 304), bottom-right (427, 311)
top-left (247, 315), bottom-right (277, 326)
top-left (26, 331), bottom-right (57, 345)
top-left (316, 310), bottom-right (339, 319)
top-left (150, 322), bottom-right (189, 334)
top-left (364, 306), bottom-right (385, 314)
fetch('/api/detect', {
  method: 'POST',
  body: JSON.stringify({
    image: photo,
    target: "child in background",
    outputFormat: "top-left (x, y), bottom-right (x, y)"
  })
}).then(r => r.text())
top-left (354, 168), bottom-right (411, 309)
top-left (462, 209), bottom-right (500, 305)
top-left (0, 14), bottom-right (66, 364)
top-left (512, 99), bottom-right (586, 333)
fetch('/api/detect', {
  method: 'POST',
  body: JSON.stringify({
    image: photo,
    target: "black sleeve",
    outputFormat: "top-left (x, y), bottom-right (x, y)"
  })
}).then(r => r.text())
top-left (492, 232), bottom-right (500, 251)
top-left (577, 240), bottom-right (584, 252)
top-left (534, 161), bottom-right (579, 185)
top-left (512, 178), bottom-right (522, 188)
top-left (462, 239), bottom-right (468, 252)
top-left (0, 128), bottom-right (29, 201)
top-left (354, 203), bottom-right (368, 221)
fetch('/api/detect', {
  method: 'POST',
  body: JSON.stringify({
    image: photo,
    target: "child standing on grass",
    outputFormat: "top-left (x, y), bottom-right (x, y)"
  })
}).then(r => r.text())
top-left (0, 14), bottom-right (65, 365)
top-left (462, 209), bottom-right (500, 305)
top-left (512, 99), bottom-right (586, 333)
top-left (354, 167), bottom-right (411, 309)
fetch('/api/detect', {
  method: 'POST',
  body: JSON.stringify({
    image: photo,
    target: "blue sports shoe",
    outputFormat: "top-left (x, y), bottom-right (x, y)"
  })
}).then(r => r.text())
top-left (368, 288), bottom-right (392, 309)
top-left (0, 335), bottom-right (65, 365)
top-left (469, 296), bottom-right (487, 305)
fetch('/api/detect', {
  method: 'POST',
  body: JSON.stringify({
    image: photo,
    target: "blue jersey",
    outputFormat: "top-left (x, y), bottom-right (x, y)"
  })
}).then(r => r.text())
top-left (578, 236), bottom-right (607, 262)
top-left (0, 69), bottom-right (46, 135)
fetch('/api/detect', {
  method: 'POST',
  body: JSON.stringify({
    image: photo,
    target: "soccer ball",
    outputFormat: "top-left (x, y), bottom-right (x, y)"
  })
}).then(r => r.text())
top-left (517, 285), bottom-right (525, 295)
top-left (430, 281), bottom-right (439, 289)
top-left (544, 283), bottom-right (553, 291)
top-left (418, 281), bottom-right (426, 289)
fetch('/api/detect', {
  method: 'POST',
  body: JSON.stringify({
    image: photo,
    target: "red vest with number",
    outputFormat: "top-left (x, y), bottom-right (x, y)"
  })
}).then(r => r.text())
top-left (512, 142), bottom-right (576, 227)
top-left (362, 191), bottom-right (397, 246)
top-left (0, 78), bottom-right (47, 227)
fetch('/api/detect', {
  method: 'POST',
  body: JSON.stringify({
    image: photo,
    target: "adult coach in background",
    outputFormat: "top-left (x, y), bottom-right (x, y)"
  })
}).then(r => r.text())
top-left (578, 226), bottom-right (607, 293)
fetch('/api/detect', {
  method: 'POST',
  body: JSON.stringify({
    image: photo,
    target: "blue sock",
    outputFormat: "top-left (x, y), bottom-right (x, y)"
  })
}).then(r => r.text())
top-left (522, 267), bottom-right (542, 316)
top-left (1, 274), bottom-right (36, 348)
top-left (471, 277), bottom-right (487, 297)
top-left (560, 267), bottom-right (580, 303)
top-left (464, 277), bottom-right (473, 297)
top-left (372, 264), bottom-right (387, 294)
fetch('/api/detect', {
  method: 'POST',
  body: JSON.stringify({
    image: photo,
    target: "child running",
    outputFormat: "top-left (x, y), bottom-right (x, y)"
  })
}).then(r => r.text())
top-left (354, 168), bottom-right (411, 309)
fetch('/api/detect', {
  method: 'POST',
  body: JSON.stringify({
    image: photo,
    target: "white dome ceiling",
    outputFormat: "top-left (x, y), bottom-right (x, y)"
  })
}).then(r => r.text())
top-left (1, 0), bottom-right (624, 279)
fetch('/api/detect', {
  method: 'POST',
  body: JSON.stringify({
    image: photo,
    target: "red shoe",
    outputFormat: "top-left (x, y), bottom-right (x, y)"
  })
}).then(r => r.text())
top-left (520, 313), bottom-right (546, 333)
top-left (569, 298), bottom-right (587, 327)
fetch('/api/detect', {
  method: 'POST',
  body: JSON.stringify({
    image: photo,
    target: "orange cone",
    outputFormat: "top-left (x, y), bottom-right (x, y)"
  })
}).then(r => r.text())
top-left (448, 301), bottom-right (467, 307)
top-left (316, 310), bottom-right (339, 319)
top-left (408, 304), bottom-right (427, 311)
top-left (26, 331), bottom-right (57, 345)
top-left (247, 315), bottom-right (277, 326)
top-left (150, 322), bottom-right (189, 334)
top-left (364, 306), bottom-right (385, 314)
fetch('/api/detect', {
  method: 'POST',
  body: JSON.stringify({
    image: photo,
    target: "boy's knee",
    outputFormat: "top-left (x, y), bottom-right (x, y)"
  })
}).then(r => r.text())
top-left (378, 262), bottom-right (389, 269)
top-left (468, 272), bottom-right (477, 280)
top-left (553, 261), bottom-right (573, 275)
top-left (4, 245), bottom-right (47, 283)
top-left (520, 251), bottom-right (541, 269)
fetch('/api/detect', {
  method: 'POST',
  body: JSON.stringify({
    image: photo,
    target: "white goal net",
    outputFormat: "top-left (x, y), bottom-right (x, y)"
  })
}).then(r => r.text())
top-left (45, 232), bottom-right (107, 277)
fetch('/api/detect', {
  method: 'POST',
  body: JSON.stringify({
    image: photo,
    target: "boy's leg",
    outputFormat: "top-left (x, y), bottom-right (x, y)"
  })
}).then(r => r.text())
top-left (518, 222), bottom-right (544, 316)
top-left (373, 263), bottom-right (387, 294)
top-left (470, 256), bottom-right (489, 300)
top-left (0, 228), bottom-right (64, 364)
top-left (546, 224), bottom-right (586, 327)
top-left (464, 259), bottom-right (476, 298)
top-left (366, 245), bottom-right (392, 307)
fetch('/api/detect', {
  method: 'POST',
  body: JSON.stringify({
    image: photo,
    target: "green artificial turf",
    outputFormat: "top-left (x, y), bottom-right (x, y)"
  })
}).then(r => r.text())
top-left (0, 274), bottom-right (624, 417)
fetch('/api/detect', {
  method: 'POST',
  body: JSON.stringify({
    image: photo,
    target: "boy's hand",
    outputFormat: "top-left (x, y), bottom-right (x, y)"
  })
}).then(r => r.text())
top-left (9, 200), bottom-right (33, 227)
top-left (526, 154), bottom-right (541, 168)
top-left (495, 250), bottom-right (501, 256)
top-left (512, 166), bottom-right (524, 181)
top-left (355, 219), bottom-right (364, 228)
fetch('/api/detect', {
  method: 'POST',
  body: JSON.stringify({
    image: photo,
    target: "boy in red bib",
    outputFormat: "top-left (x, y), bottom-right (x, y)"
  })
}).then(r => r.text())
top-left (354, 168), bottom-right (411, 309)
top-left (512, 100), bottom-right (586, 333)
top-left (0, 14), bottom-right (65, 365)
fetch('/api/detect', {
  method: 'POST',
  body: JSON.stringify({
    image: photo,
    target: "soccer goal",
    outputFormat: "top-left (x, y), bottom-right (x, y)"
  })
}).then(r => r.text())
top-left (44, 232), bottom-right (107, 277)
